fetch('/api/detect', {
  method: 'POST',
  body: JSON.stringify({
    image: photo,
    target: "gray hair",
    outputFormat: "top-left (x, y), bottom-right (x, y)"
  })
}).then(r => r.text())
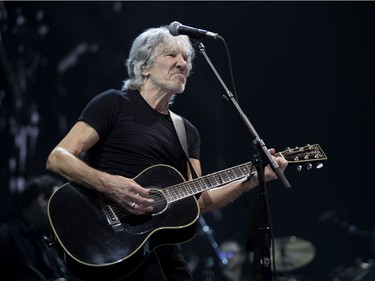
top-left (122, 26), bottom-right (195, 90)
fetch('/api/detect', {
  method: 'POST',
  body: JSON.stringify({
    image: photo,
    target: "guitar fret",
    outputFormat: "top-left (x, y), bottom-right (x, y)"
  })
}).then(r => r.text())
top-left (205, 175), bottom-right (216, 187)
top-left (229, 169), bottom-right (239, 180)
top-left (186, 182), bottom-right (194, 196)
top-left (243, 164), bottom-right (251, 175)
top-left (217, 173), bottom-right (225, 184)
top-left (170, 188), bottom-right (179, 201)
top-left (196, 179), bottom-right (205, 192)
top-left (191, 179), bottom-right (204, 193)
top-left (223, 170), bottom-right (231, 182)
top-left (235, 165), bottom-right (248, 178)
top-left (222, 170), bottom-right (231, 182)
top-left (187, 183), bottom-right (194, 196)
top-left (191, 180), bottom-right (203, 193)
top-left (207, 174), bottom-right (220, 187)
top-left (177, 186), bottom-right (185, 199)
top-left (201, 177), bottom-right (211, 190)
top-left (178, 185), bottom-right (186, 198)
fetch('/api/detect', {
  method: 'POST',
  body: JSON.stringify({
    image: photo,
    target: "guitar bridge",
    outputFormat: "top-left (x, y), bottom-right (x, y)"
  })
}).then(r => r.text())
top-left (101, 201), bottom-right (124, 232)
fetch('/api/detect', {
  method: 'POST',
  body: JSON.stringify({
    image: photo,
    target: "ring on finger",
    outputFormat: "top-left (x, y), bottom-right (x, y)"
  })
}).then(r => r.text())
top-left (130, 202), bottom-right (136, 209)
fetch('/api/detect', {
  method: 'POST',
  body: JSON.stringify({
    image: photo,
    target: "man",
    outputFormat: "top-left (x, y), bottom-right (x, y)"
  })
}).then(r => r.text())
top-left (0, 174), bottom-right (79, 281)
top-left (46, 25), bottom-right (288, 280)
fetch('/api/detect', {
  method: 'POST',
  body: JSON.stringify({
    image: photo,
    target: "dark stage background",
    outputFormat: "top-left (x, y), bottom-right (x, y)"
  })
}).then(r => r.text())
top-left (1, 1), bottom-right (374, 280)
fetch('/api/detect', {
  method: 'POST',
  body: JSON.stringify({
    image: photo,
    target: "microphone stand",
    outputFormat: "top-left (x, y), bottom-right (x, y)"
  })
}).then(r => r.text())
top-left (193, 39), bottom-right (291, 281)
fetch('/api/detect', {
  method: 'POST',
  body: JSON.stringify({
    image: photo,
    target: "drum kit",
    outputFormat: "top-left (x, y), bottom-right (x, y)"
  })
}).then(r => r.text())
top-left (268, 235), bottom-right (374, 281)
top-left (270, 235), bottom-right (316, 281)
top-left (186, 231), bottom-right (375, 281)
top-left (186, 211), bottom-right (374, 281)
top-left (271, 209), bottom-right (375, 281)
top-left (185, 232), bottom-right (318, 280)
top-left (272, 235), bottom-right (316, 273)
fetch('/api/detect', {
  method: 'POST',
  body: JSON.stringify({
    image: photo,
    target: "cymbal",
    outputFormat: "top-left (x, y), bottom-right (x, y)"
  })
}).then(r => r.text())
top-left (271, 236), bottom-right (316, 272)
top-left (337, 260), bottom-right (375, 280)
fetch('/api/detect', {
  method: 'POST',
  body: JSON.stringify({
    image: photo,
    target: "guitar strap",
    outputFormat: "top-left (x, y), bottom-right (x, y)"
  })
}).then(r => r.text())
top-left (169, 110), bottom-right (199, 179)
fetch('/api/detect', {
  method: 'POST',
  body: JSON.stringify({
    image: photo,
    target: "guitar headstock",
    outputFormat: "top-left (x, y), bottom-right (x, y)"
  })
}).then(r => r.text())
top-left (278, 144), bottom-right (327, 171)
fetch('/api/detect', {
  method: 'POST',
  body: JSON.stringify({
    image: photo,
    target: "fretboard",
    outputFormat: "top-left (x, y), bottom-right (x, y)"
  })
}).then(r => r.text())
top-left (163, 161), bottom-right (255, 203)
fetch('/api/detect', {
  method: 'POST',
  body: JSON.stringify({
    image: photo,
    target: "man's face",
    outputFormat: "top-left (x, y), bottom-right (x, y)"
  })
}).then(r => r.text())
top-left (144, 47), bottom-right (190, 94)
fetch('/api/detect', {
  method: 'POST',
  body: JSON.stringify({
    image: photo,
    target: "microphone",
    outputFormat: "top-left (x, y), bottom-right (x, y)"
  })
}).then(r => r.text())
top-left (168, 21), bottom-right (223, 40)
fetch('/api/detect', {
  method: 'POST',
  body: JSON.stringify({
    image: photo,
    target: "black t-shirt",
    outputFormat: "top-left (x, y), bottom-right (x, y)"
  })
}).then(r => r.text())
top-left (78, 89), bottom-right (200, 179)
top-left (77, 89), bottom-right (201, 280)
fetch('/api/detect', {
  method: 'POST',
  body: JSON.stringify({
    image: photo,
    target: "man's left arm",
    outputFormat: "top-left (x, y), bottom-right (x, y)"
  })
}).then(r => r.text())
top-left (196, 152), bottom-right (288, 213)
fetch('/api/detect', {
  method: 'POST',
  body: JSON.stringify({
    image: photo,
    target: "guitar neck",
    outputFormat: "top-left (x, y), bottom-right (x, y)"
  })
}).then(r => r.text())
top-left (162, 144), bottom-right (327, 203)
top-left (164, 162), bottom-right (255, 203)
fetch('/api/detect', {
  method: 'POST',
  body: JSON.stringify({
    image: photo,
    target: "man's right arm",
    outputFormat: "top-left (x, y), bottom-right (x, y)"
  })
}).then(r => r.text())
top-left (46, 121), bottom-right (103, 189)
top-left (46, 121), bottom-right (154, 214)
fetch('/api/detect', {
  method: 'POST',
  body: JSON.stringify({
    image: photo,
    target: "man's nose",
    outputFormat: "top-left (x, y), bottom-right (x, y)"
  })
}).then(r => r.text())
top-left (176, 55), bottom-right (187, 68)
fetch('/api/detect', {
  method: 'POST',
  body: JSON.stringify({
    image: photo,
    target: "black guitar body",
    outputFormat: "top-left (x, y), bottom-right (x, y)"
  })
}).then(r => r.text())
top-left (48, 165), bottom-right (200, 280)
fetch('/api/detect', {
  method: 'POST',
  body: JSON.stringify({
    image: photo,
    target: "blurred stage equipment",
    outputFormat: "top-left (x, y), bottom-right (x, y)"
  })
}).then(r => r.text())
top-left (335, 259), bottom-right (375, 281)
top-left (320, 209), bottom-right (375, 281)
top-left (319, 209), bottom-right (375, 245)
top-left (199, 215), bottom-right (229, 266)
top-left (272, 236), bottom-right (316, 273)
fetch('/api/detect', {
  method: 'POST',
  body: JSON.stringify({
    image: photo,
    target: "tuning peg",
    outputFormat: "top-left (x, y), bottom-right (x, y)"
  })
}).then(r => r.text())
top-left (297, 165), bottom-right (303, 172)
top-left (316, 162), bottom-right (324, 169)
top-left (307, 163), bottom-right (313, 170)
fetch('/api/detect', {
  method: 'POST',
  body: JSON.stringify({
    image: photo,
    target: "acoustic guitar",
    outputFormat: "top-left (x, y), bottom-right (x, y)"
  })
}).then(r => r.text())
top-left (47, 144), bottom-right (327, 280)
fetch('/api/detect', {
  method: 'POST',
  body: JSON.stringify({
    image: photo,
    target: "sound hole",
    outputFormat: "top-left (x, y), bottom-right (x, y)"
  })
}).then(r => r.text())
top-left (122, 188), bottom-right (169, 234)
top-left (149, 188), bottom-right (168, 215)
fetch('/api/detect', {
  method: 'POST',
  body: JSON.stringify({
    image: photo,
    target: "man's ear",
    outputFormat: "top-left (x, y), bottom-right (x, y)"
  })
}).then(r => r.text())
top-left (141, 65), bottom-right (151, 77)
